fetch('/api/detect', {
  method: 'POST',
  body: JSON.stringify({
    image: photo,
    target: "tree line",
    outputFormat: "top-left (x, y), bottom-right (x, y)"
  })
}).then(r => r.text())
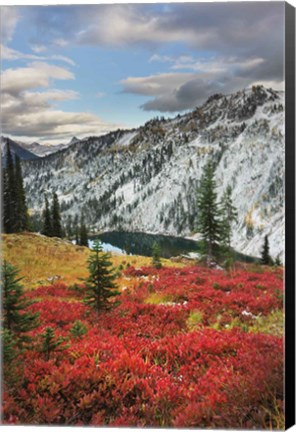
top-left (3, 144), bottom-right (28, 233)
top-left (2, 143), bottom-right (89, 246)
top-left (41, 194), bottom-right (89, 246)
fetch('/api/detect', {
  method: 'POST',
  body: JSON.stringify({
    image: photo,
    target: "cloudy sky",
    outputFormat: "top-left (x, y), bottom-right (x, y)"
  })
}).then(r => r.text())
top-left (1, 2), bottom-right (284, 145)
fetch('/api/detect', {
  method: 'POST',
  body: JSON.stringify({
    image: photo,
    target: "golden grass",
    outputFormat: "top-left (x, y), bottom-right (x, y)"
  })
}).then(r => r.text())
top-left (144, 293), bottom-right (174, 305)
top-left (249, 310), bottom-right (284, 337)
top-left (2, 233), bottom-right (184, 289)
top-left (2, 233), bottom-right (90, 288)
top-left (186, 310), bottom-right (204, 330)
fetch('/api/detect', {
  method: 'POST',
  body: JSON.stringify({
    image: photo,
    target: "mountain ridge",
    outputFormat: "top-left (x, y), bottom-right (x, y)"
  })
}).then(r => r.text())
top-left (1, 136), bottom-right (78, 159)
top-left (19, 85), bottom-right (284, 260)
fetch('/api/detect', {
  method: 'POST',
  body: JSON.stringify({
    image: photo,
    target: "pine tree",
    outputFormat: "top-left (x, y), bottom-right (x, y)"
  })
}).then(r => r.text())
top-left (66, 215), bottom-right (73, 239)
top-left (220, 185), bottom-right (238, 250)
top-left (3, 148), bottom-right (29, 234)
top-left (79, 216), bottom-right (89, 247)
top-left (51, 192), bottom-right (62, 238)
top-left (151, 242), bottom-right (162, 269)
top-left (70, 320), bottom-right (88, 340)
top-left (2, 167), bottom-right (11, 233)
top-left (14, 155), bottom-right (29, 232)
top-left (83, 240), bottom-right (120, 313)
top-left (75, 225), bottom-right (80, 245)
top-left (40, 327), bottom-right (68, 361)
top-left (2, 261), bottom-right (39, 344)
top-left (42, 197), bottom-right (52, 237)
top-left (261, 235), bottom-right (272, 265)
top-left (2, 329), bottom-right (18, 363)
top-left (2, 328), bottom-right (21, 386)
top-left (3, 143), bottom-right (16, 233)
top-left (196, 162), bottom-right (223, 264)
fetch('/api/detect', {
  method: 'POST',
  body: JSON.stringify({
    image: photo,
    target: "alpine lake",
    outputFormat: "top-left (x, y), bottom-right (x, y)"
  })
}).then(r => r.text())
top-left (90, 231), bottom-right (257, 263)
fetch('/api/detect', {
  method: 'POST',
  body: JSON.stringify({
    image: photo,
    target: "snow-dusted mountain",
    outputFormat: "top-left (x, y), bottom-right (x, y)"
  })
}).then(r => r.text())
top-left (1, 137), bottom-right (40, 162)
top-left (21, 85), bottom-right (284, 260)
top-left (22, 141), bottom-right (72, 157)
top-left (1, 136), bottom-right (76, 159)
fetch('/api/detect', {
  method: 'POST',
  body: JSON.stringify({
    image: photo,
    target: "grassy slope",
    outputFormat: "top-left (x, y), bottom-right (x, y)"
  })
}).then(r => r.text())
top-left (2, 232), bottom-right (183, 289)
top-left (2, 232), bottom-right (283, 336)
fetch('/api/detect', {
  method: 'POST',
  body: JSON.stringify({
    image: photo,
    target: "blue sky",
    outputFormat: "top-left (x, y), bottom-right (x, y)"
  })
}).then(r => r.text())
top-left (1, 3), bottom-right (284, 144)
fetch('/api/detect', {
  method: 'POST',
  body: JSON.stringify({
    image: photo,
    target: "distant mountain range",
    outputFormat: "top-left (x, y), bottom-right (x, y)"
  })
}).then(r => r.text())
top-left (1, 136), bottom-right (40, 162)
top-left (4, 85), bottom-right (285, 260)
top-left (1, 136), bottom-right (78, 161)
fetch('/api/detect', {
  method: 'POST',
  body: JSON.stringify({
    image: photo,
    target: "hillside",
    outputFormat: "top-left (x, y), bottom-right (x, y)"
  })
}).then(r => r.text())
top-left (2, 233), bottom-right (180, 288)
top-left (21, 85), bottom-right (284, 260)
top-left (2, 232), bottom-right (284, 427)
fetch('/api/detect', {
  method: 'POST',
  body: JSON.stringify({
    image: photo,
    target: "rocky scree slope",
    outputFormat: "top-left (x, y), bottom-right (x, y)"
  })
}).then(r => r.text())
top-left (21, 86), bottom-right (284, 260)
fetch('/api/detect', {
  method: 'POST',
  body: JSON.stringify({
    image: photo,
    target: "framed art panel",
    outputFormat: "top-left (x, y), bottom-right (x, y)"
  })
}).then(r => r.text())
top-left (1, 1), bottom-right (295, 430)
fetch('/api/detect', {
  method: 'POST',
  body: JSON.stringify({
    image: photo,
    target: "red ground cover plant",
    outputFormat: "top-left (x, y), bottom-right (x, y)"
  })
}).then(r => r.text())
top-left (2, 266), bottom-right (283, 428)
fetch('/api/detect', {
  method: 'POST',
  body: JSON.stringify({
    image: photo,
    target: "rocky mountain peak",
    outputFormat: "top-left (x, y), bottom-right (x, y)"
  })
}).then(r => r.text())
top-left (19, 86), bottom-right (284, 260)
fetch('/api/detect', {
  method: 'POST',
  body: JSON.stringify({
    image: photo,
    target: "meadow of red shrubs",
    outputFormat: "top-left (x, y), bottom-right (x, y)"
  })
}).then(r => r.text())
top-left (3, 265), bottom-right (284, 428)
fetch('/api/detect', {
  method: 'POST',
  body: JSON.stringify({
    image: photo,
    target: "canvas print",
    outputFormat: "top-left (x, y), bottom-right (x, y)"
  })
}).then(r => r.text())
top-left (0, 2), bottom-right (289, 429)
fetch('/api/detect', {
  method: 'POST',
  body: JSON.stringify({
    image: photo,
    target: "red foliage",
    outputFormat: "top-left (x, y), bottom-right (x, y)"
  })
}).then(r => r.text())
top-left (3, 265), bottom-right (283, 428)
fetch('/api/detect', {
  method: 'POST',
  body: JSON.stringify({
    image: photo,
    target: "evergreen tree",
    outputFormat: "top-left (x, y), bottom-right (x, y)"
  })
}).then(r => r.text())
top-left (220, 185), bottom-right (238, 249)
top-left (75, 225), bottom-right (80, 245)
top-left (28, 212), bottom-right (43, 233)
top-left (3, 144), bottom-right (16, 233)
top-left (2, 329), bottom-right (18, 363)
top-left (79, 216), bottom-right (89, 247)
top-left (2, 168), bottom-right (11, 233)
top-left (260, 235), bottom-right (272, 265)
top-left (42, 197), bottom-right (52, 237)
top-left (151, 242), bottom-right (162, 269)
top-left (70, 320), bottom-right (88, 340)
top-left (196, 162), bottom-right (223, 264)
top-left (14, 155), bottom-right (29, 232)
top-left (40, 327), bottom-right (68, 361)
top-left (51, 192), bottom-right (62, 238)
top-left (66, 215), bottom-right (73, 239)
top-left (2, 146), bottom-right (29, 234)
top-left (83, 240), bottom-right (120, 313)
top-left (2, 328), bottom-right (21, 386)
top-left (2, 261), bottom-right (39, 344)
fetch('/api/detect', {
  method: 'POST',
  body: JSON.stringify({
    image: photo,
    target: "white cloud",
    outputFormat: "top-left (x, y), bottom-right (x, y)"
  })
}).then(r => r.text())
top-left (30, 44), bottom-right (47, 54)
top-left (2, 44), bottom-right (76, 67)
top-left (121, 72), bottom-right (197, 97)
top-left (171, 56), bottom-right (266, 74)
top-left (53, 38), bottom-right (69, 47)
top-left (77, 5), bottom-right (196, 48)
top-left (2, 62), bottom-right (74, 96)
top-left (121, 67), bottom-right (284, 113)
top-left (0, 6), bottom-right (19, 42)
top-left (51, 55), bottom-right (76, 66)
top-left (1, 44), bottom-right (43, 61)
top-left (1, 61), bottom-right (122, 143)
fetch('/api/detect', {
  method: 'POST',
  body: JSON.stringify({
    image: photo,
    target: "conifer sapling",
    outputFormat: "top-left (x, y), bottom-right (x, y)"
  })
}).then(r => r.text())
top-left (151, 242), bottom-right (162, 269)
top-left (40, 327), bottom-right (68, 361)
top-left (83, 240), bottom-right (120, 313)
top-left (260, 235), bottom-right (272, 265)
top-left (2, 261), bottom-right (39, 344)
